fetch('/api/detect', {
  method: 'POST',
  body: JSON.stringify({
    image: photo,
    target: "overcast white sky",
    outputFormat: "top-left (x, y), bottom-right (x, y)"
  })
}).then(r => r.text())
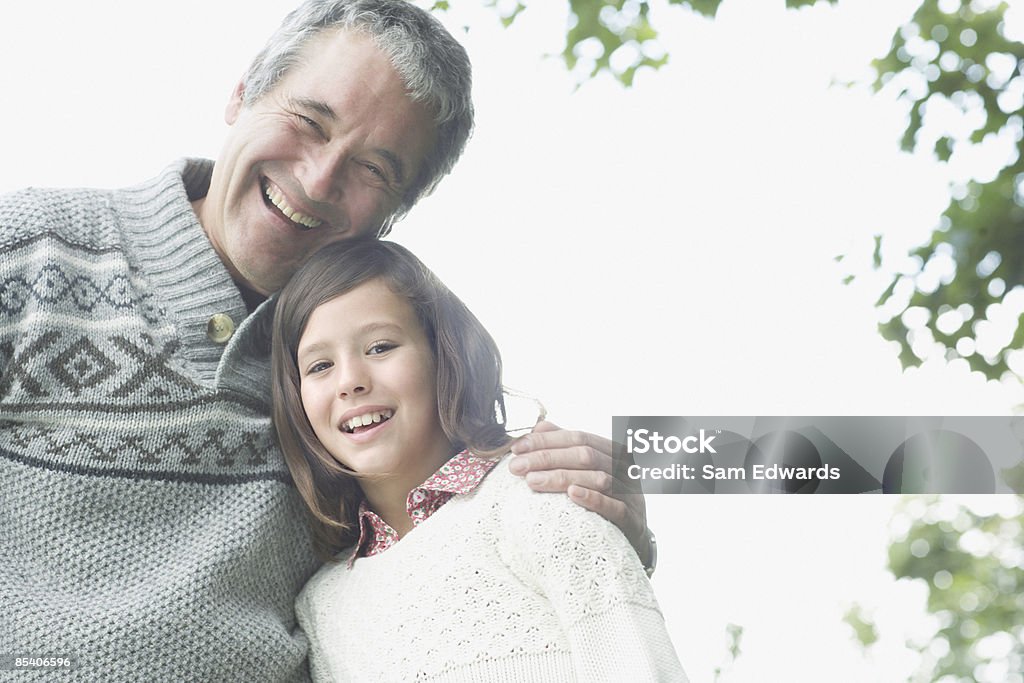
top-left (3, 1), bottom-right (1022, 680)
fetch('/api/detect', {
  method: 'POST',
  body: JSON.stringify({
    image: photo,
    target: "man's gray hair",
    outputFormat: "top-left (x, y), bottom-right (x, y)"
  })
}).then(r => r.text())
top-left (242, 0), bottom-right (474, 222)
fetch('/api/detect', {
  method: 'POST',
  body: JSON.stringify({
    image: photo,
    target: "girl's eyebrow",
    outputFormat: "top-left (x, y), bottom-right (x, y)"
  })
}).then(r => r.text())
top-left (297, 322), bottom-right (404, 359)
top-left (357, 321), bottom-right (403, 336)
top-left (297, 339), bottom-right (330, 361)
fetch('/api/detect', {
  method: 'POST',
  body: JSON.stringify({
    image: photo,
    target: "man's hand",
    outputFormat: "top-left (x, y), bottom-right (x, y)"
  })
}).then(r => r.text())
top-left (507, 420), bottom-right (651, 566)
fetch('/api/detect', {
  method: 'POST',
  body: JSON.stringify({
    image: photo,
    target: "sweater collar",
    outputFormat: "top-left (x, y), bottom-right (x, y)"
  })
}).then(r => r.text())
top-left (116, 159), bottom-right (272, 397)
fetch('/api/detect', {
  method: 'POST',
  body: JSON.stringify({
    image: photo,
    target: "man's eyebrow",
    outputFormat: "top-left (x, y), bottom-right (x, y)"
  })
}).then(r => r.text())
top-left (291, 96), bottom-right (337, 122)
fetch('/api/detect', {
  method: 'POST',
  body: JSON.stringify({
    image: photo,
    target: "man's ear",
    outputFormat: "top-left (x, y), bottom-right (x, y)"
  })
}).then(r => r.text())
top-left (225, 80), bottom-right (245, 125)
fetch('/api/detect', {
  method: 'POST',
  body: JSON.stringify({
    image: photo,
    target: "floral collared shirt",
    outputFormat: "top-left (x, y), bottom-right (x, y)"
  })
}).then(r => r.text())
top-left (350, 450), bottom-right (499, 566)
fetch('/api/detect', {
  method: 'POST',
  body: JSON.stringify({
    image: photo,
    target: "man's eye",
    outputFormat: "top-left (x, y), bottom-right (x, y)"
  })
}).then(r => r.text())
top-left (363, 163), bottom-right (387, 181)
top-left (295, 113), bottom-right (324, 136)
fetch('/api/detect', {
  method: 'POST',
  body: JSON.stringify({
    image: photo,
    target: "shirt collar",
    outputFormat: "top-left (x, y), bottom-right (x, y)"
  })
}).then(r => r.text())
top-left (417, 450), bottom-right (500, 495)
top-left (350, 450), bottom-right (500, 565)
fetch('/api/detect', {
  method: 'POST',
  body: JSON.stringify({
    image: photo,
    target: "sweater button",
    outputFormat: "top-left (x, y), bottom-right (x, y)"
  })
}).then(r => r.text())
top-left (207, 313), bottom-right (235, 343)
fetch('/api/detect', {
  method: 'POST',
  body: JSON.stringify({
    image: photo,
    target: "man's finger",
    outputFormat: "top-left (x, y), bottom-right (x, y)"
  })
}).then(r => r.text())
top-left (523, 468), bottom-right (615, 493)
top-left (567, 486), bottom-right (649, 559)
top-left (528, 419), bottom-right (560, 433)
top-left (508, 445), bottom-right (613, 475)
top-left (567, 485), bottom-right (649, 537)
top-left (568, 485), bottom-right (628, 524)
top-left (511, 422), bottom-right (615, 458)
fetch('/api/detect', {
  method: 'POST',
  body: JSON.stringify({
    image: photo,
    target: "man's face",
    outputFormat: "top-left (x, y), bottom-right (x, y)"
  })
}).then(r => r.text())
top-left (197, 29), bottom-right (438, 296)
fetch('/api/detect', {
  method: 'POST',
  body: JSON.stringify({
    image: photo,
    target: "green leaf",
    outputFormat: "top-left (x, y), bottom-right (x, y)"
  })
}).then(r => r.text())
top-left (843, 605), bottom-right (879, 649)
top-left (786, 0), bottom-right (838, 8)
top-left (679, 0), bottom-right (725, 18)
top-left (875, 276), bottom-right (898, 307)
top-left (725, 623), bottom-right (743, 660)
top-left (500, 2), bottom-right (526, 28)
top-left (935, 136), bottom-right (954, 162)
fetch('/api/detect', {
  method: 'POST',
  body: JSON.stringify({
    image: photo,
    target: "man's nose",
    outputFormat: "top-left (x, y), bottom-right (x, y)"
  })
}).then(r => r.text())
top-left (299, 144), bottom-right (349, 204)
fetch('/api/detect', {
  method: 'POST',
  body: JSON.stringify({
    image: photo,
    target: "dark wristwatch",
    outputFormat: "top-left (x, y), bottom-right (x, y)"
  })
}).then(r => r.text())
top-left (643, 528), bottom-right (657, 578)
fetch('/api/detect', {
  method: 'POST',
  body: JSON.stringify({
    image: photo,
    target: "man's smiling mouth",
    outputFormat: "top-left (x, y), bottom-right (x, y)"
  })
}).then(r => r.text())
top-left (261, 178), bottom-right (323, 229)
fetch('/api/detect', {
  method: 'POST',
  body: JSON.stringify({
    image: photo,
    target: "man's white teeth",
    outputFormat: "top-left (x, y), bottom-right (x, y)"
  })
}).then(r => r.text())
top-left (342, 409), bottom-right (394, 433)
top-left (264, 182), bottom-right (323, 229)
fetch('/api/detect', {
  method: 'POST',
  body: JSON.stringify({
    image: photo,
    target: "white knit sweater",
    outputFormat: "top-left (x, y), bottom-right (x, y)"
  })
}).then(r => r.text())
top-left (296, 458), bottom-right (687, 682)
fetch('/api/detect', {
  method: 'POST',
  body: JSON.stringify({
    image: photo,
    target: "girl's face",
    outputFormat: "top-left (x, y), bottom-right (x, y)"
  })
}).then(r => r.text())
top-left (297, 278), bottom-right (453, 489)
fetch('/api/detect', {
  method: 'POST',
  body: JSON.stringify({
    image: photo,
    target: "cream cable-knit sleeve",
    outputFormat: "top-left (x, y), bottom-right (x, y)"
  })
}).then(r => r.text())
top-left (295, 573), bottom-right (335, 683)
top-left (497, 482), bottom-right (688, 682)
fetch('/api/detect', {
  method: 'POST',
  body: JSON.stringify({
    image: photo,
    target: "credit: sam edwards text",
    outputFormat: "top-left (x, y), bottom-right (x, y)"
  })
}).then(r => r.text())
top-left (626, 463), bottom-right (842, 481)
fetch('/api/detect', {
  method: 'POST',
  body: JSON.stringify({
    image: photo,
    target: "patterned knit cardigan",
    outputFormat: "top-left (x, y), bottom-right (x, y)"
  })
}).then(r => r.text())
top-left (0, 159), bottom-right (318, 682)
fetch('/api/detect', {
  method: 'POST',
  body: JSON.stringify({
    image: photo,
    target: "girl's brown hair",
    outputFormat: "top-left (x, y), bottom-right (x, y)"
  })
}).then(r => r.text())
top-left (271, 238), bottom-right (510, 558)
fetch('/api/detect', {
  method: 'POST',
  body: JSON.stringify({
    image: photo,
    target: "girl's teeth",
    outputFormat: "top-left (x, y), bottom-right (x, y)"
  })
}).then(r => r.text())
top-left (344, 410), bottom-right (394, 432)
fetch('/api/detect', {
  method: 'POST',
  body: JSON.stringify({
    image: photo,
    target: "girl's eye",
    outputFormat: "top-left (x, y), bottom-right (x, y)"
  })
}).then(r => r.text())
top-left (367, 341), bottom-right (396, 355)
top-left (306, 360), bottom-right (332, 375)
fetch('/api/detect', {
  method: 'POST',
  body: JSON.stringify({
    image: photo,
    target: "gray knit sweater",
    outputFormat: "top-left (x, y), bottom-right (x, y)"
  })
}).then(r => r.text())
top-left (0, 159), bottom-right (319, 681)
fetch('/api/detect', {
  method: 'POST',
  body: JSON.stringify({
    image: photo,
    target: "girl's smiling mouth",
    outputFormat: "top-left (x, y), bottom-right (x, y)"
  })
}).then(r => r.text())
top-left (340, 408), bottom-right (394, 434)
